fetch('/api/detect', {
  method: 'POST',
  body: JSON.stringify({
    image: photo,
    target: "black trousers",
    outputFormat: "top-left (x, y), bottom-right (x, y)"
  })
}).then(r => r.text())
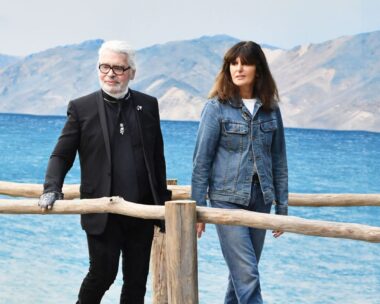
top-left (77, 214), bottom-right (154, 304)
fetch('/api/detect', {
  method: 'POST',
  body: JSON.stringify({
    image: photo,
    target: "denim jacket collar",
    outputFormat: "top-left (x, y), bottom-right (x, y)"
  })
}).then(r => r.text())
top-left (227, 96), bottom-right (243, 108)
top-left (227, 96), bottom-right (263, 107)
top-left (228, 97), bottom-right (263, 121)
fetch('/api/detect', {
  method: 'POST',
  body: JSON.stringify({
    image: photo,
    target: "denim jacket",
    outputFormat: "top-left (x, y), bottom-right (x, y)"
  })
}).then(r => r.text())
top-left (191, 98), bottom-right (288, 215)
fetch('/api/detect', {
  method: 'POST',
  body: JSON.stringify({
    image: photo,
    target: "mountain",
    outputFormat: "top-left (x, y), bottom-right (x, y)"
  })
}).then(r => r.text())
top-left (134, 35), bottom-right (239, 120)
top-left (269, 31), bottom-right (380, 131)
top-left (0, 54), bottom-right (21, 69)
top-left (0, 32), bottom-right (379, 132)
top-left (0, 40), bottom-right (102, 114)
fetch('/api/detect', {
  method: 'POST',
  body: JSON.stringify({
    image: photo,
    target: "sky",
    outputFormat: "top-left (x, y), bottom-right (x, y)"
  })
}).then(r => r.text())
top-left (1, 0), bottom-right (380, 56)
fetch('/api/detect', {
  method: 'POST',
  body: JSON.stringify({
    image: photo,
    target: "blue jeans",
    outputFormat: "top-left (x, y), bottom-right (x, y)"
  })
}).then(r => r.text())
top-left (210, 182), bottom-right (272, 304)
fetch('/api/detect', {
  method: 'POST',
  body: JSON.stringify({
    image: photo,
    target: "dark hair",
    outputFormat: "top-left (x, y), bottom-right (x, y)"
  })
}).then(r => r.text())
top-left (208, 41), bottom-right (279, 110)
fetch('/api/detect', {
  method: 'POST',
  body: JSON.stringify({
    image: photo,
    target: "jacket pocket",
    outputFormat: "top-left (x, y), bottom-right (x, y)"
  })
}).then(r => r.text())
top-left (223, 120), bottom-right (249, 135)
top-left (222, 120), bottom-right (249, 152)
top-left (260, 119), bottom-right (277, 147)
top-left (260, 120), bottom-right (277, 132)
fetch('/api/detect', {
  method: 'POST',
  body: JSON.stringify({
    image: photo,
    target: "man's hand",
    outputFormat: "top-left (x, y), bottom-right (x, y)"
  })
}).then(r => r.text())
top-left (38, 192), bottom-right (64, 210)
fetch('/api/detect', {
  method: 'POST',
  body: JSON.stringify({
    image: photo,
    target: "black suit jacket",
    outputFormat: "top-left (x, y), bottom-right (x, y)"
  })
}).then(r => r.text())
top-left (44, 89), bottom-right (171, 234)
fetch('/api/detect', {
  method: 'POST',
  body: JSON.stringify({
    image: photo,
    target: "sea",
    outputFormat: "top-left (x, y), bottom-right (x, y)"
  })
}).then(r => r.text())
top-left (0, 113), bottom-right (379, 304)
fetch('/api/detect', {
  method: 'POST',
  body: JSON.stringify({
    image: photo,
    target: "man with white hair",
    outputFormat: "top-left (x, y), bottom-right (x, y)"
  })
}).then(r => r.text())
top-left (38, 40), bottom-right (171, 303)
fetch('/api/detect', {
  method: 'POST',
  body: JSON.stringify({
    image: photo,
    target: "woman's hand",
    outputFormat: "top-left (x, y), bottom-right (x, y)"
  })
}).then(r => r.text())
top-left (196, 223), bottom-right (206, 238)
top-left (272, 230), bottom-right (284, 238)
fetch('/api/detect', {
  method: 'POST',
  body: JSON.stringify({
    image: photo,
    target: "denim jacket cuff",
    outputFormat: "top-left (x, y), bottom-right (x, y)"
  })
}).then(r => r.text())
top-left (195, 199), bottom-right (207, 207)
top-left (275, 204), bottom-right (288, 215)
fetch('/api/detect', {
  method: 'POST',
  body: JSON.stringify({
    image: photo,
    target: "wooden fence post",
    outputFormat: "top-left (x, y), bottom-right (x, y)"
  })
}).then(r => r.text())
top-left (151, 225), bottom-right (168, 304)
top-left (165, 200), bottom-right (199, 304)
top-left (151, 179), bottom-right (177, 304)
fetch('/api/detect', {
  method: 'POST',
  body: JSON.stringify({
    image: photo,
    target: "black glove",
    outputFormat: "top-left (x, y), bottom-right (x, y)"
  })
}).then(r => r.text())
top-left (38, 191), bottom-right (64, 209)
top-left (155, 220), bottom-right (166, 233)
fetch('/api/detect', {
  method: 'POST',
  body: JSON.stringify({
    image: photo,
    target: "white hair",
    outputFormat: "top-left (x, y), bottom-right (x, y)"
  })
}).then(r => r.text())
top-left (98, 40), bottom-right (136, 70)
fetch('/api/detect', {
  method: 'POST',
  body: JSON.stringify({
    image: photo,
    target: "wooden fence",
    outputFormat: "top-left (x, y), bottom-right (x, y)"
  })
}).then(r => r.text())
top-left (1, 181), bottom-right (380, 304)
top-left (1, 180), bottom-right (380, 206)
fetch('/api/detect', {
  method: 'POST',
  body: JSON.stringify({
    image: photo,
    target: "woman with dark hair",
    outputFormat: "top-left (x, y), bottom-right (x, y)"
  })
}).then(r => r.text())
top-left (192, 41), bottom-right (288, 304)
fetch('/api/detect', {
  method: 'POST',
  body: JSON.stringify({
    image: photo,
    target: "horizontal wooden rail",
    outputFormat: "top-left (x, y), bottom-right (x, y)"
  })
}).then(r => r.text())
top-left (197, 206), bottom-right (380, 243)
top-left (1, 181), bottom-right (380, 207)
top-left (290, 193), bottom-right (380, 206)
top-left (0, 197), bottom-right (165, 219)
top-left (0, 181), bottom-right (191, 200)
top-left (1, 198), bottom-right (380, 243)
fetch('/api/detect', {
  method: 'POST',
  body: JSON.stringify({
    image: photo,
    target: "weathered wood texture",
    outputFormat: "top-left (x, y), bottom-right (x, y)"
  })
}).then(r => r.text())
top-left (0, 197), bottom-right (165, 219)
top-left (150, 179), bottom-right (177, 304)
top-left (1, 181), bottom-right (379, 206)
top-left (0, 181), bottom-right (79, 199)
top-left (0, 198), bottom-right (380, 242)
top-left (165, 201), bottom-right (198, 304)
top-left (151, 227), bottom-right (168, 304)
top-left (290, 193), bottom-right (380, 206)
top-left (197, 206), bottom-right (380, 243)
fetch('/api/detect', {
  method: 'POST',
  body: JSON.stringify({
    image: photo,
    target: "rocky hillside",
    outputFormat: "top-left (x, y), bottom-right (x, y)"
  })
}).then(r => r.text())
top-left (0, 31), bottom-right (379, 131)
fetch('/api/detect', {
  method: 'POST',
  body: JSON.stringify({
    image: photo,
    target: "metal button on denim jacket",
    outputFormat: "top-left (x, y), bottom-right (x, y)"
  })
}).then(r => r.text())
top-left (191, 98), bottom-right (288, 215)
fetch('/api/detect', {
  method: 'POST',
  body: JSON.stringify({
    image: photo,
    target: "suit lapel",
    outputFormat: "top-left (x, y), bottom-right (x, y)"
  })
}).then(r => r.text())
top-left (130, 91), bottom-right (160, 205)
top-left (96, 90), bottom-right (111, 165)
top-left (130, 90), bottom-right (146, 138)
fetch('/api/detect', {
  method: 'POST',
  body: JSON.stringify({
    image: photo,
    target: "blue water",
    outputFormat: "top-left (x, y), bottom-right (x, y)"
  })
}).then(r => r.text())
top-left (0, 113), bottom-right (379, 304)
